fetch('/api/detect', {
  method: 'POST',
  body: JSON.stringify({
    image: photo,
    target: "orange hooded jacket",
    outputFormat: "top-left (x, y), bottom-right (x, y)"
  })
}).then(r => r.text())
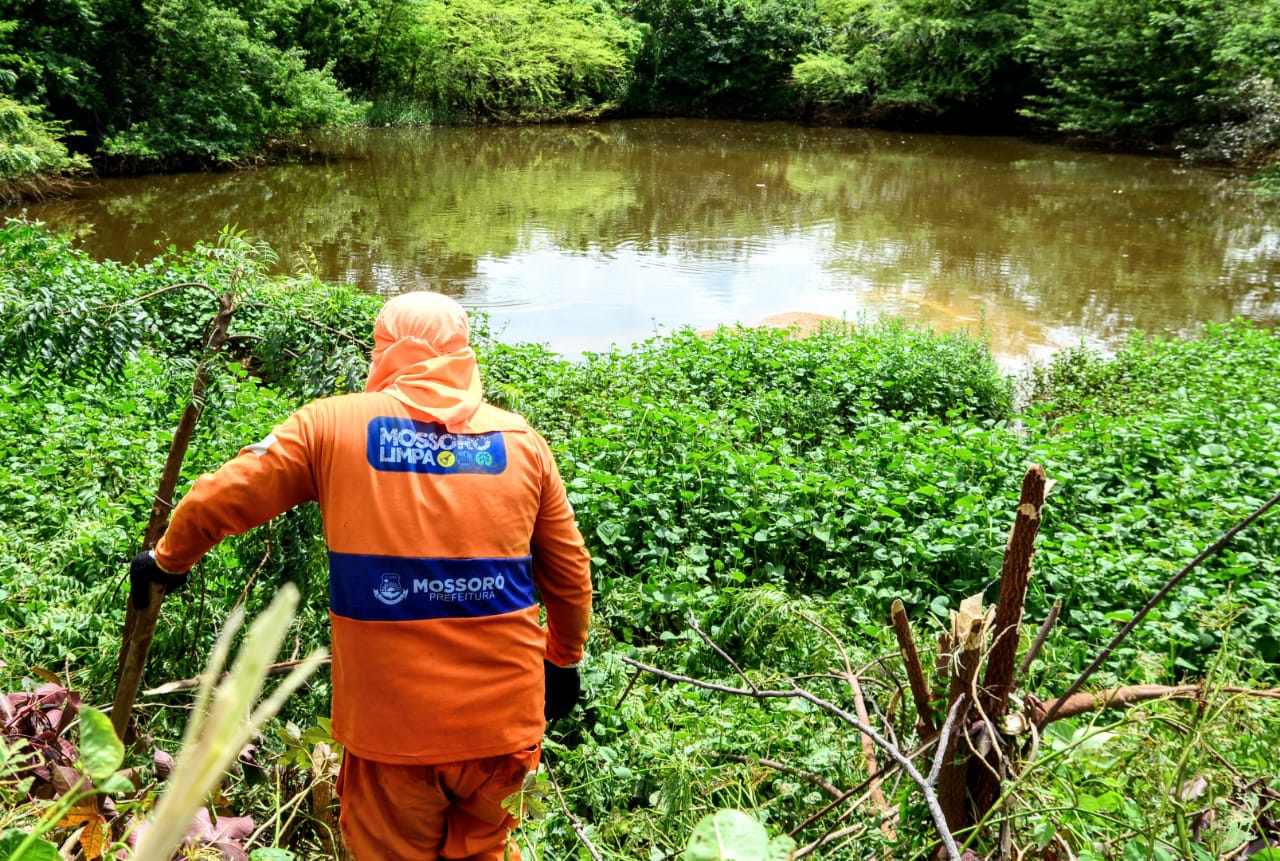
top-left (155, 293), bottom-right (592, 765)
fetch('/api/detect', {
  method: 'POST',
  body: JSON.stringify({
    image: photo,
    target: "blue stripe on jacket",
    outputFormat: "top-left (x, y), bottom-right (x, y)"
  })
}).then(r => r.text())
top-left (329, 551), bottom-right (536, 621)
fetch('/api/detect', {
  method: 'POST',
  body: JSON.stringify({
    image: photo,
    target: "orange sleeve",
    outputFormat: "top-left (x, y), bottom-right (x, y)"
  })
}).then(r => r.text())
top-left (154, 407), bottom-right (321, 573)
top-left (530, 433), bottom-right (592, 667)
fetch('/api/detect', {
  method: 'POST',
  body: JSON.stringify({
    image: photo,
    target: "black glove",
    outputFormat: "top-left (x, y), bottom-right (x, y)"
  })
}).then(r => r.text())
top-left (129, 550), bottom-right (189, 611)
top-left (544, 660), bottom-right (581, 721)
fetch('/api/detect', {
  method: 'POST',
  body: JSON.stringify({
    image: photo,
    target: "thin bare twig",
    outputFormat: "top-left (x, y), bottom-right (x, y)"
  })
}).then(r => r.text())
top-left (851, 673), bottom-right (897, 843)
top-left (84, 281), bottom-right (220, 313)
top-left (242, 299), bottom-right (373, 351)
top-left (623, 656), bottom-right (963, 861)
top-left (1017, 601), bottom-right (1062, 677)
top-left (144, 656), bottom-right (333, 695)
top-left (614, 666), bottom-right (644, 710)
top-left (1042, 487), bottom-right (1280, 725)
top-left (233, 540), bottom-right (272, 613)
top-left (542, 750), bottom-right (603, 861)
top-left (786, 734), bottom-right (944, 846)
top-left (928, 698), bottom-right (966, 787)
top-left (688, 612), bottom-right (757, 693)
top-left (796, 611), bottom-right (854, 681)
top-left (719, 754), bottom-right (843, 798)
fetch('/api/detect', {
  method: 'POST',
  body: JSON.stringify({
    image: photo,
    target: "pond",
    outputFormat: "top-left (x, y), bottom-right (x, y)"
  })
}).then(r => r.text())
top-left (11, 119), bottom-right (1280, 368)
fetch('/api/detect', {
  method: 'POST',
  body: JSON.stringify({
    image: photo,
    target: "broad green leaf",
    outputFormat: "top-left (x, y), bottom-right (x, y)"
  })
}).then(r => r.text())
top-left (595, 520), bottom-right (624, 546)
top-left (250, 849), bottom-right (297, 861)
top-left (0, 830), bottom-right (62, 861)
top-left (683, 810), bottom-right (771, 861)
top-left (78, 706), bottom-right (124, 783)
top-left (98, 772), bottom-right (136, 795)
top-left (1078, 790), bottom-right (1124, 812)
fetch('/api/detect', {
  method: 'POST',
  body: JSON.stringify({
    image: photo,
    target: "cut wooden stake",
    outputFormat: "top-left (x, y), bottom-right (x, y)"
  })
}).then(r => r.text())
top-left (935, 595), bottom-right (989, 837)
top-left (935, 632), bottom-right (951, 696)
top-left (111, 291), bottom-right (237, 740)
top-left (891, 599), bottom-right (936, 737)
top-left (980, 465), bottom-right (1047, 722)
top-left (971, 466), bottom-right (1048, 817)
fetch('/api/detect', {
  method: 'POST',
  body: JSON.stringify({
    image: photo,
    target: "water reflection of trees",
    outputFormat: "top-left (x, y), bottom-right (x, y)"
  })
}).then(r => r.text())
top-left (12, 119), bottom-right (1280, 347)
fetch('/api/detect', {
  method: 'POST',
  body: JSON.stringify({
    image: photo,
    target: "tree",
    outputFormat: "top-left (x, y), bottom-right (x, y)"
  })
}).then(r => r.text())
top-left (1019, 0), bottom-right (1222, 139)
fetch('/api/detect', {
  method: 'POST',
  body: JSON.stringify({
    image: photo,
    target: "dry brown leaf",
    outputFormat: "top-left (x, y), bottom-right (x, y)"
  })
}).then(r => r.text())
top-left (57, 800), bottom-right (108, 860)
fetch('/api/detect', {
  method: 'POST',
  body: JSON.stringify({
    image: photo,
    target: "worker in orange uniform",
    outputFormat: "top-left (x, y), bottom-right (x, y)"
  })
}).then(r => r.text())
top-left (129, 291), bottom-right (593, 860)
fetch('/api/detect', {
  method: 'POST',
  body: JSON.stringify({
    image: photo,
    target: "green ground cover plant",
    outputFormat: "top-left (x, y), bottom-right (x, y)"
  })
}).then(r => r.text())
top-left (1, 220), bottom-right (1277, 858)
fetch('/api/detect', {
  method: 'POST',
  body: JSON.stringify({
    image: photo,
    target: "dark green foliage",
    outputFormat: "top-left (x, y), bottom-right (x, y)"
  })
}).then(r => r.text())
top-left (793, 0), bottom-right (1028, 122)
top-left (0, 0), bottom-right (358, 169)
top-left (0, 0), bottom-right (104, 125)
top-left (100, 0), bottom-right (359, 165)
top-left (625, 0), bottom-right (824, 114)
top-left (0, 95), bottom-right (88, 198)
top-left (1018, 0), bottom-right (1222, 140)
top-left (3, 0), bottom-right (1280, 173)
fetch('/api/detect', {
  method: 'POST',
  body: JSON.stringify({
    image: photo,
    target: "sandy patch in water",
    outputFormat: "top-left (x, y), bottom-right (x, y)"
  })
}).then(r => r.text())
top-left (701, 311), bottom-right (851, 338)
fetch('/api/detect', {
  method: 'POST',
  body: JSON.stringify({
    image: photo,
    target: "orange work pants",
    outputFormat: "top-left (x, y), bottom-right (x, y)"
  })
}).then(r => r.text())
top-left (336, 745), bottom-right (540, 860)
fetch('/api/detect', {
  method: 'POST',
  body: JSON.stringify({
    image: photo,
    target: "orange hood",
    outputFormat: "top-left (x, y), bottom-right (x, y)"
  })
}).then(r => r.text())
top-left (364, 292), bottom-right (522, 432)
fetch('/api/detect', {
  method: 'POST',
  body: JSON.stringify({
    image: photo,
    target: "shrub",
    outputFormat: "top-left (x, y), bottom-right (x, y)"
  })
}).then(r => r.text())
top-left (0, 96), bottom-right (88, 202)
top-left (405, 0), bottom-right (644, 121)
top-left (625, 0), bottom-right (823, 114)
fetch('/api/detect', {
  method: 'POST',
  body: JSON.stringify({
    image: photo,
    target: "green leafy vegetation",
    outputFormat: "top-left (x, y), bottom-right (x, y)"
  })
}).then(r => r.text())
top-left (3, 0), bottom-right (1280, 183)
top-left (624, 0), bottom-right (823, 115)
top-left (0, 95), bottom-right (87, 203)
top-left (1, 221), bottom-right (1278, 858)
top-left (794, 0), bottom-right (1027, 124)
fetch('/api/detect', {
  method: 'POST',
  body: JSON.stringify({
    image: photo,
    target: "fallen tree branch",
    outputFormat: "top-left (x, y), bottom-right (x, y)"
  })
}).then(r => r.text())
top-left (851, 673), bottom-right (897, 844)
top-left (1019, 684), bottom-right (1280, 729)
top-left (891, 599), bottom-right (936, 736)
top-left (145, 656), bottom-right (332, 695)
top-left (788, 755), bottom-right (917, 841)
top-left (541, 744), bottom-right (604, 861)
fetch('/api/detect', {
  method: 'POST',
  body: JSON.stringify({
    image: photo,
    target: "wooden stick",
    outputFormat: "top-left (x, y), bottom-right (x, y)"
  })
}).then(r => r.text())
top-left (144, 655), bottom-right (332, 696)
top-left (1017, 600), bottom-right (1062, 678)
top-left (971, 466), bottom-right (1047, 817)
top-left (891, 599), bottom-right (936, 737)
top-left (935, 596), bottom-right (988, 838)
top-left (111, 291), bottom-right (237, 740)
top-left (1023, 684), bottom-right (1280, 726)
top-left (851, 675), bottom-right (897, 845)
top-left (980, 465), bottom-right (1047, 721)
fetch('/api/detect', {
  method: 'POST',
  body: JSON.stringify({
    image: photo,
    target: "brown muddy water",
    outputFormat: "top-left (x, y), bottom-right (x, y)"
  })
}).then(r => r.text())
top-left (9, 119), bottom-right (1280, 368)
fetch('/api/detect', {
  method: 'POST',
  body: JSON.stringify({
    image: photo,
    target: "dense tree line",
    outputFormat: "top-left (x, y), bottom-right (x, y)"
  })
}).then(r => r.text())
top-left (1, 0), bottom-right (1279, 192)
